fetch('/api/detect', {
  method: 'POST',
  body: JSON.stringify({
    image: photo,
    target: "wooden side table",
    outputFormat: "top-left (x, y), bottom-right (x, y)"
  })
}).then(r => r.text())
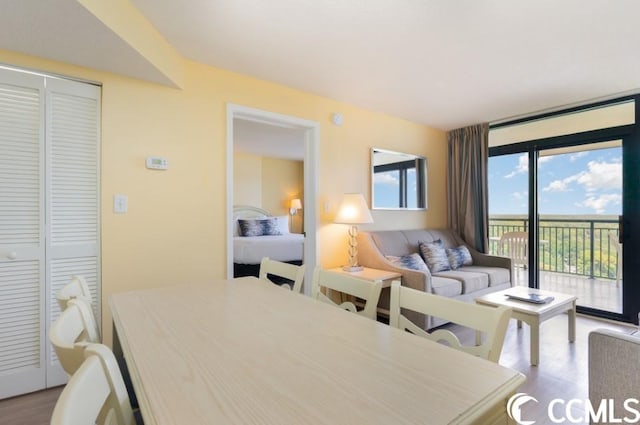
top-left (327, 267), bottom-right (402, 318)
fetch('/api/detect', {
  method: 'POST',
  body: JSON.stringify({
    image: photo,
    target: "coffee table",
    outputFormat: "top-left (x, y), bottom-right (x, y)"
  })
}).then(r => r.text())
top-left (475, 286), bottom-right (577, 366)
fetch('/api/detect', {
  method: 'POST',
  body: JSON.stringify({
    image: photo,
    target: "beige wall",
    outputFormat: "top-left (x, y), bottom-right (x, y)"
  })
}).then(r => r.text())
top-left (0, 49), bottom-right (448, 345)
top-left (233, 152), bottom-right (263, 207)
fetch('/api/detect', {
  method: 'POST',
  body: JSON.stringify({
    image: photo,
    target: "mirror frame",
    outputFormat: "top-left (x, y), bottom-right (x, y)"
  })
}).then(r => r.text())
top-left (370, 147), bottom-right (428, 210)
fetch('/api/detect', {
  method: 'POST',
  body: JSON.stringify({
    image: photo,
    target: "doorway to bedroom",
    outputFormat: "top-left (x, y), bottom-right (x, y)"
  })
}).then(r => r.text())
top-left (226, 104), bottom-right (319, 294)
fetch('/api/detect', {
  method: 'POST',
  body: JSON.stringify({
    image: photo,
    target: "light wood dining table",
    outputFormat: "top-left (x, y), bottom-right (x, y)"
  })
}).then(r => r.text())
top-left (109, 276), bottom-right (525, 425)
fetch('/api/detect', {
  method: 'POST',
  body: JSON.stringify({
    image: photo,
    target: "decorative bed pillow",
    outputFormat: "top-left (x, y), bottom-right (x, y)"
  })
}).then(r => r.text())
top-left (418, 240), bottom-right (451, 273)
top-left (446, 245), bottom-right (473, 270)
top-left (386, 253), bottom-right (429, 272)
top-left (274, 215), bottom-right (290, 234)
top-left (238, 218), bottom-right (281, 236)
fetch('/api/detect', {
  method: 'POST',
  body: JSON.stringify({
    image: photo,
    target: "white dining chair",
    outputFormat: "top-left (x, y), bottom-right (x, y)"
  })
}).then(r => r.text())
top-left (311, 268), bottom-right (383, 320)
top-left (49, 299), bottom-right (101, 376)
top-left (498, 231), bottom-right (528, 284)
top-left (56, 275), bottom-right (93, 311)
top-left (389, 281), bottom-right (512, 363)
top-left (50, 343), bottom-right (137, 425)
top-left (259, 257), bottom-right (306, 292)
top-left (608, 231), bottom-right (622, 287)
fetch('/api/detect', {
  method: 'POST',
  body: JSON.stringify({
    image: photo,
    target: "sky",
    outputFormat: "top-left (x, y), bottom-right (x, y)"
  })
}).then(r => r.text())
top-left (489, 146), bottom-right (622, 216)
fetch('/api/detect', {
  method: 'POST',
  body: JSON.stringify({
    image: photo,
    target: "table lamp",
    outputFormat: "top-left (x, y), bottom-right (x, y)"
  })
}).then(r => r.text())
top-left (289, 198), bottom-right (302, 232)
top-left (334, 193), bottom-right (374, 272)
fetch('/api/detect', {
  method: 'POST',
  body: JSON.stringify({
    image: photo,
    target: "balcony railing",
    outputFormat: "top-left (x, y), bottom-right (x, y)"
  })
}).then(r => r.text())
top-left (489, 215), bottom-right (620, 280)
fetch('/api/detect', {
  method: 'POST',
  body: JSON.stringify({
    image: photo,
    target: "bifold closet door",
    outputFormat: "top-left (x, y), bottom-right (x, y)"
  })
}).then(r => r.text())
top-left (45, 78), bottom-right (101, 387)
top-left (0, 69), bottom-right (46, 399)
top-left (0, 70), bottom-right (101, 398)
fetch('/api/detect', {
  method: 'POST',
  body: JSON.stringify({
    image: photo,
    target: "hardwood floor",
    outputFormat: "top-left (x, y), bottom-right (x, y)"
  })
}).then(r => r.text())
top-left (0, 315), bottom-right (633, 425)
top-left (0, 385), bottom-right (63, 425)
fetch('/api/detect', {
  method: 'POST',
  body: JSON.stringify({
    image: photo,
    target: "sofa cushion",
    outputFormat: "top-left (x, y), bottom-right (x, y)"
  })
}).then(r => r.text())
top-left (430, 276), bottom-right (462, 297)
top-left (432, 270), bottom-right (489, 293)
top-left (386, 253), bottom-right (429, 272)
top-left (457, 266), bottom-right (510, 286)
top-left (419, 240), bottom-right (451, 273)
top-left (446, 245), bottom-right (473, 269)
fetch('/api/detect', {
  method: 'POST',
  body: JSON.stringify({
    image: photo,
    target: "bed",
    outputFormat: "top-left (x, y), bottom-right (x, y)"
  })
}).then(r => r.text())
top-left (233, 205), bottom-right (304, 278)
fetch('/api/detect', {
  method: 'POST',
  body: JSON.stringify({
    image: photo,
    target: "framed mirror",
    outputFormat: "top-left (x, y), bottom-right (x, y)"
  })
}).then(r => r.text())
top-left (371, 148), bottom-right (427, 210)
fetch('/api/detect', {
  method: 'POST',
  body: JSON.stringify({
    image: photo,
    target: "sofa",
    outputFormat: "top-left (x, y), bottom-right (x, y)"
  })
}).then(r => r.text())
top-left (357, 229), bottom-right (512, 330)
top-left (589, 328), bottom-right (640, 415)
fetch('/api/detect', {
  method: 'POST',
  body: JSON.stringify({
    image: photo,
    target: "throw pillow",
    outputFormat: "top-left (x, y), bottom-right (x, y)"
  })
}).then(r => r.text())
top-left (238, 218), bottom-right (281, 236)
top-left (386, 253), bottom-right (429, 272)
top-left (446, 245), bottom-right (473, 270)
top-left (419, 240), bottom-right (451, 273)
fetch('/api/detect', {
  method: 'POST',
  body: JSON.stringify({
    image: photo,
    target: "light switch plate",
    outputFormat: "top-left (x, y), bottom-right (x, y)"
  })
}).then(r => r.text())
top-left (114, 194), bottom-right (128, 213)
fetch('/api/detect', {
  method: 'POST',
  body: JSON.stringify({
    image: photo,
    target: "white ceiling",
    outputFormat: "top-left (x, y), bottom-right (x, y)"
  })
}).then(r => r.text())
top-left (2, 1), bottom-right (640, 131)
top-left (234, 119), bottom-right (305, 160)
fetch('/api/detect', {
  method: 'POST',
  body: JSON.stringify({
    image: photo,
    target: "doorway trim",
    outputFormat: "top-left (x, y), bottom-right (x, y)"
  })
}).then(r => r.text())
top-left (226, 104), bottom-right (319, 294)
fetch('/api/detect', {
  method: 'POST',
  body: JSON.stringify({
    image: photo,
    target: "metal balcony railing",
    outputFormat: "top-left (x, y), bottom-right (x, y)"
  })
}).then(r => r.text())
top-left (489, 215), bottom-right (620, 280)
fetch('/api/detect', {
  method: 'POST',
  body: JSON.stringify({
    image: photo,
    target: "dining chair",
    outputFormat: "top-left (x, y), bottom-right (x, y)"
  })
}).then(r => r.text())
top-left (56, 275), bottom-right (93, 311)
top-left (259, 257), bottom-right (306, 292)
top-left (56, 275), bottom-right (101, 341)
top-left (498, 231), bottom-right (528, 284)
top-left (311, 268), bottom-right (383, 320)
top-left (608, 231), bottom-right (622, 287)
top-left (389, 281), bottom-right (512, 363)
top-left (49, 299), bottom-right (101, 376)
top-left (50, 343), bottom-right (138, 425)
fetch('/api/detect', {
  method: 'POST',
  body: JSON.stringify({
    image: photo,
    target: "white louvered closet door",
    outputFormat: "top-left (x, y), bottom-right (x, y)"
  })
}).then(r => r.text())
top-left (0, 69), bottom-right (46, 399)
top-left (45, 78), bottom-right (101, 387)
top-left (0, 70), bottom-right (100, 398)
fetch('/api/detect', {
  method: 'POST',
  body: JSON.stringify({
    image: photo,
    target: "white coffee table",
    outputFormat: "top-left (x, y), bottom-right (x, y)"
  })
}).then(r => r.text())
top-left (475, 286), bottom-right (577, 366)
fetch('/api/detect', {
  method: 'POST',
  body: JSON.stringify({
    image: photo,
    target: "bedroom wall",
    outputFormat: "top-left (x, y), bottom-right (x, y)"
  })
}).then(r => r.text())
top-left (261, 157), bottom-right (304, 234)
top-left (233, 152), bottom-right (262, 207)
top-left (0, 48), bottom-right (447, 346)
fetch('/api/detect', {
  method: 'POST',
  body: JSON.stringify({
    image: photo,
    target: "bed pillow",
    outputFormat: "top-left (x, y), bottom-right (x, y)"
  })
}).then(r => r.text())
top-left (233, 215), bottom-right (266, 236)
top-left (418, 240), bottom-right (451, 273)
top-left (274, 215), bottom-right (290, 234)
top-left (446, 245), bottom-right (473, 270)
top-left (386, 253), bottom-right (429, 272)
top-left (238, 218), bottom-right (281, 236)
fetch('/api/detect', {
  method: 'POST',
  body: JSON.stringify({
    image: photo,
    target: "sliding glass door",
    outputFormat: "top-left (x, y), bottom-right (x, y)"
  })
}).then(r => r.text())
top-left (488, 96), bottom-right (640, 324)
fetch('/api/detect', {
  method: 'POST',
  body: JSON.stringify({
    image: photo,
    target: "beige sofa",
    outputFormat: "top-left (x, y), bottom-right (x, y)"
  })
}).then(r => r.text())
top-left (357, 229), bottom-right (512, 330)
top-left (589, 328), bottom-right (640, 416)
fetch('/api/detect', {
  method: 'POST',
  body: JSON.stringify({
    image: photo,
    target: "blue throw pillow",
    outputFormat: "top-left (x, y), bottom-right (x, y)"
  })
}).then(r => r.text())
top-left (418, 240), bottom-right (451, 273)
top-left (386, 253), bottom-right (429, 272)
top-left (238, 218), bottom-right (281, 236)
top-left (446, 245), bottom-right (473, 270)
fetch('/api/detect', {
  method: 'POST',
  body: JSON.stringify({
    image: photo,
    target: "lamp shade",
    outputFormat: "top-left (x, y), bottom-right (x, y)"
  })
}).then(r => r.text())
top-left (334, 193), bottom-right (374, 225)
top-left (290, 198), bottom-right (302, 210)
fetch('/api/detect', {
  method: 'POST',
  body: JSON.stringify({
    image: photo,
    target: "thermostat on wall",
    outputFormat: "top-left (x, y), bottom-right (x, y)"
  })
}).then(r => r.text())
top-left (146, 156), bottom-right (168, 170)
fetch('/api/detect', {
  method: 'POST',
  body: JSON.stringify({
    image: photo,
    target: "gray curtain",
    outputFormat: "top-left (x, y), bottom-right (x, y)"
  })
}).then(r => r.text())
top-left (447, 123), bottom-right (489, 253)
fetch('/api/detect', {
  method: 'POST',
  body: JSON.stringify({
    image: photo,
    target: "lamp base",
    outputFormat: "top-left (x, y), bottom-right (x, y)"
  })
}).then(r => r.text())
top-left (342, 265), bottom-right (364, 272)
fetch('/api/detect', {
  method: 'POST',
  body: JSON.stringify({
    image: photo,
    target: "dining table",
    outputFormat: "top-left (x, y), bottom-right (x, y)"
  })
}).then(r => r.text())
top-left (109, 276), bottom-right (525, 425)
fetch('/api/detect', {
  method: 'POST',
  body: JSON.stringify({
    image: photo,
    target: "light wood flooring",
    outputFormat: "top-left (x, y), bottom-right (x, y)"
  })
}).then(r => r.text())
top-left (0, 315), bottom-right (633, 425)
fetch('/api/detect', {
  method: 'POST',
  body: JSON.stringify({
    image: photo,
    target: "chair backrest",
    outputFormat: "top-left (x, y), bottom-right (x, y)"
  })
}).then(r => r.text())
top-left (389, 281), bottom-right (511, 363)
top-left (259, 257), bottom-right (306, 293)
top-left (311, 268), bottom-right (382, 320)
top-left (51, 343), bottom-right (136, 425)
top-left (56, 275), bottom-right (93, 311)
top-left (498, 231), bottom-right (528, 267)
top-left (50, 299), bottom-right (101, 375)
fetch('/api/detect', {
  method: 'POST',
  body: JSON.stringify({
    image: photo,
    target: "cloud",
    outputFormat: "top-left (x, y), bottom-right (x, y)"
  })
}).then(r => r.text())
top-left (576, 160), bottom-right (621, 191)
top-left (504, 154), bottom-right (553, 178)
top-left (576, 193), bottom-right (622, 214)
top-left (542, 160), bottom-right (621, 193)
top-left (569, 151), bottom-right (588, 162)
top-left (374, 173), bottom-right (398, 185)
top-left (512, 191), bottom-right (526, 200)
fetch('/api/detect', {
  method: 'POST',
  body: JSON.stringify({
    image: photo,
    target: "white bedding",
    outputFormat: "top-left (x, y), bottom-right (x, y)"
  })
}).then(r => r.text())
top-left (233, 233), bottom-right (305, 264)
